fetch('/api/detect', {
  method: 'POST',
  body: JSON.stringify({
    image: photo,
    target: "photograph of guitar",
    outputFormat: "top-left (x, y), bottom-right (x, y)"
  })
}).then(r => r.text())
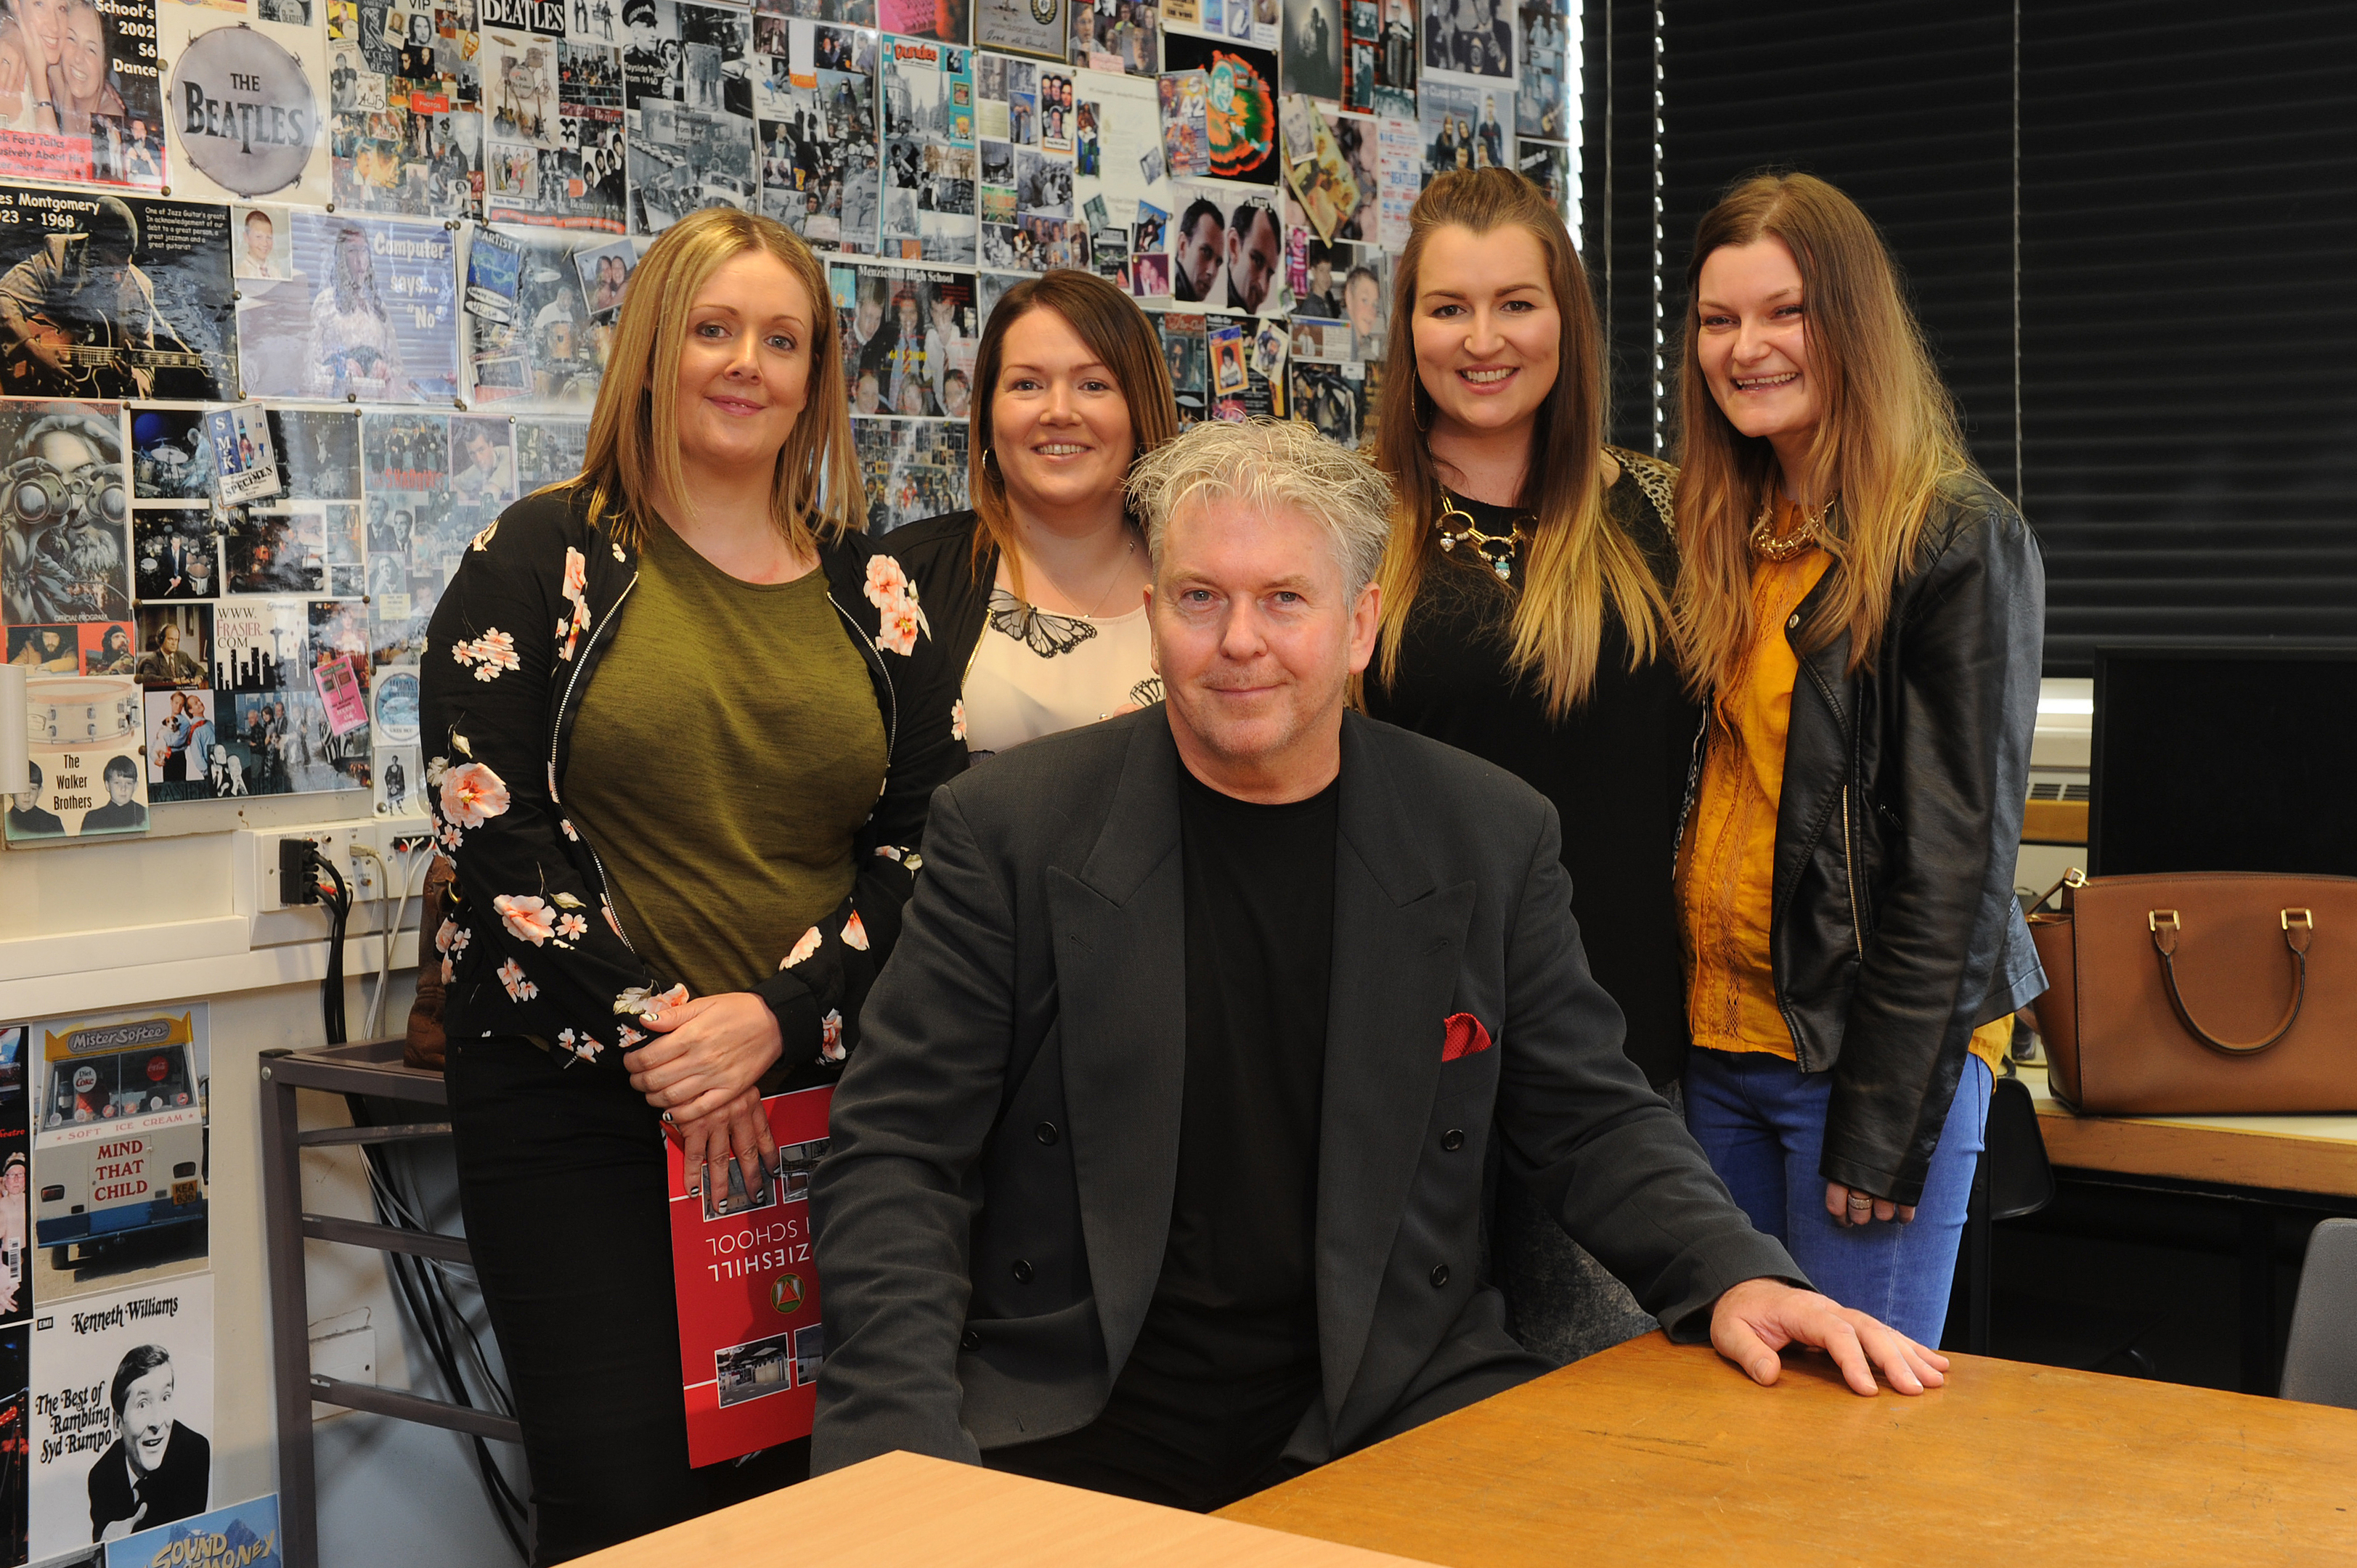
top-left (0, 193), bottom-right (231, 401)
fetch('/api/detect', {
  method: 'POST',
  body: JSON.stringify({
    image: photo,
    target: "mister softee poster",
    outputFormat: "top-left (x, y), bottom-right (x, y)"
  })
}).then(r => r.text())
top-left (667, 1087), bottom-right (829, 1467)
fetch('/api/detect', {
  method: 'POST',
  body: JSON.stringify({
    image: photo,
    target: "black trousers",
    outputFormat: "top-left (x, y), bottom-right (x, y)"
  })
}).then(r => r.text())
top-left (985, 1415), bottom-right (1308, 1514)
top-left (447, 1037), bottom-right (807, 1564)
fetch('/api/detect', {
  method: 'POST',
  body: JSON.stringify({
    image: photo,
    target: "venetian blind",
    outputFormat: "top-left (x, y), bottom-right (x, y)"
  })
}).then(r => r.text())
top-left (1587, 0), bottom-right (2357, 672)
top-left (2018, 1), bottom-right (2357, 670)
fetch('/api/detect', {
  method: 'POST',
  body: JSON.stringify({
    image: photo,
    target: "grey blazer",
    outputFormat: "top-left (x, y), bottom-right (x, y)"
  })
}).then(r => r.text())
top-left (810, 708), bottom-right (1801, 1474)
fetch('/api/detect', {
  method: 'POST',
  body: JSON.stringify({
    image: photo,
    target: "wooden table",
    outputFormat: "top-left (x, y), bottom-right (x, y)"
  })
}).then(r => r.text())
top-left (2024, 1063), bottom-right (2357, 1199)
top-left (1221, 1334), bottom-right (2357, 1567)
top-left (574, 1449), bottom-right (1441, 1567)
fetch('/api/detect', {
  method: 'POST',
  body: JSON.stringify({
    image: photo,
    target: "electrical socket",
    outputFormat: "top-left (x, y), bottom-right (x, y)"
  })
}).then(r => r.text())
top-left (378, 828), bottom-right (440, 907)
top-left (239, 822), bottom-right (437, 918)
top-left (278, 838), bottom-right (322, 905)
top-left (243, 825), bottom-right (369, 913)
top-left (341, 823), bottom-right (387, 901)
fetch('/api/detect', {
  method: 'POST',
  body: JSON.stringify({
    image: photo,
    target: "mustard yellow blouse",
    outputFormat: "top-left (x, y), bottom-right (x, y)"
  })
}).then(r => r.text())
top-left (1677, 505), bottom-right (2009, 1077)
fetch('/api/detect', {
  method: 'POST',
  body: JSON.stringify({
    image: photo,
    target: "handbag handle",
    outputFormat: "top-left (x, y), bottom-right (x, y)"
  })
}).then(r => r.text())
top-left (2028, 865), bottom-right (2086, 914)
top-left (2148, 907), bottom-right (2315, 1055)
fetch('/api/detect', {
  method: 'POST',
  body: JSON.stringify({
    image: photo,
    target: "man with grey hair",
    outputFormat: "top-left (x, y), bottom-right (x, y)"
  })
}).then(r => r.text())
top-left (813, 420), bottom-right (1945, 1509)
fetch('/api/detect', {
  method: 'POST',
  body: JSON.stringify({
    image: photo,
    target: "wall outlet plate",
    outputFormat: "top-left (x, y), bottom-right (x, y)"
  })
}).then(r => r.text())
top-left (239, 825), bottom-right (379, 913)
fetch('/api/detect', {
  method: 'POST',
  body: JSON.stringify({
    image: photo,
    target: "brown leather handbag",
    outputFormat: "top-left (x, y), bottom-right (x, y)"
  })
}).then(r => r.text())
top-left (2029, 869), bottom-right (2357, 1114)
top-left (403, 854), bottom-right (457, 1071)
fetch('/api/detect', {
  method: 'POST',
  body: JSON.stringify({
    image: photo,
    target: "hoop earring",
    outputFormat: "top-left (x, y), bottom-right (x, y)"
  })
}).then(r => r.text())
top-left (1413, 385), bottom-right (1430, 434)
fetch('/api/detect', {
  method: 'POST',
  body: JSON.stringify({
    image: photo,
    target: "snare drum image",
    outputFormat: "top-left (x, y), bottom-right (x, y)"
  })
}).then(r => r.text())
top-left (27, 678), bottom-right (139, 743)
top-left (11, 674), bottom-right (150, 839)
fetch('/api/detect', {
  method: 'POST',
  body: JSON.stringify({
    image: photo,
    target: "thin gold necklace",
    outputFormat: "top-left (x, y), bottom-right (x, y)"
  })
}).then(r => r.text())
top-left (1032, 533), bottom-right (1136, 617)
top-left (1749, 491), bottom-right (1835, 563)
top-left (1435, 489), bottom-right (1526, 580)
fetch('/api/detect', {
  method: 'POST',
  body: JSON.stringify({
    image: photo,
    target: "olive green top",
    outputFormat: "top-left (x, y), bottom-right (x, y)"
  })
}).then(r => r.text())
top-left (563, 520), bottom-right (888, 1000)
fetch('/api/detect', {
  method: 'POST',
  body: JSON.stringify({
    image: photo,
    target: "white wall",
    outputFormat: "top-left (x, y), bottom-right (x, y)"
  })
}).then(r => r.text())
top-left (2, 791), bottom-right (521, 1567)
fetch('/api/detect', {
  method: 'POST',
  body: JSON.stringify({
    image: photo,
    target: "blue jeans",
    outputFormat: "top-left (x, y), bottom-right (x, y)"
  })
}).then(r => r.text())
top-left (1683, 1048), bottom-right (1992, 1345)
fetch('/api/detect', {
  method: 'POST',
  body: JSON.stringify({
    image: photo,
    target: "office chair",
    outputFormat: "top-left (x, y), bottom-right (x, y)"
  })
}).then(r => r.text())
top-left (1946, 1071), bottom-right (2162, 1374)
top-left (1954, 1074), bottom-right (2055, 1354)
top-left (2279, 1218), bottom-right (2357, 1410)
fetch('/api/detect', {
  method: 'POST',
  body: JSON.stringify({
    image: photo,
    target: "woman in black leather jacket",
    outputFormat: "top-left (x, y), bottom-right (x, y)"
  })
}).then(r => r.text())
top-left (1668, 173), bottom-right (2045, 1346)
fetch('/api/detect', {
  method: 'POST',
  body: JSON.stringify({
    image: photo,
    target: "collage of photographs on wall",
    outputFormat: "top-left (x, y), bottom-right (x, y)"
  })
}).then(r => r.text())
top-left (0, 0), bottom-right (1576, 1551)
top-left (0, 0), bottom-right (1577, 845)
top-left (0, 0), bottom-right (1584, 844)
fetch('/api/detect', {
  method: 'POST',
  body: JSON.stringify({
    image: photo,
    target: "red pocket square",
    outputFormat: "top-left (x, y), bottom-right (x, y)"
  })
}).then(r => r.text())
top-left (1441, 1013), bottom-right (1492, 1062)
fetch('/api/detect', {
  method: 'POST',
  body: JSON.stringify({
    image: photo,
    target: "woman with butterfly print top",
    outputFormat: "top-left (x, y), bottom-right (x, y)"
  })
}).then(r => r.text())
top-left (890, 271), bottom-right (1179, 761)
top-left (1359, 170), bottom-right (1701, 1370)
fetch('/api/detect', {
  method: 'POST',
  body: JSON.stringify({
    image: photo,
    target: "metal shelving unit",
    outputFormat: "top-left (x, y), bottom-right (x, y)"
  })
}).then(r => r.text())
top-left (258, 1038), bottom-right (522, 1568)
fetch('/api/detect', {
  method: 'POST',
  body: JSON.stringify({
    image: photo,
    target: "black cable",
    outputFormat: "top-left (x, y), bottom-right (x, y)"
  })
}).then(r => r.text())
top-left (309, 848), bottom-right (353, 1045)
top-left (373, 1125), bottom-right (516, 1421)
top-left (305, 857), bottom-right (529, 1561)
top-left (392, 1238), bottom-right (531, 1552)
top-left (347, 1109), bottom-right (529, 1548)
top-left (348, 1095), bottom-right (532, 1561)
top-left (392, 1241), bottom-right (530, 1556)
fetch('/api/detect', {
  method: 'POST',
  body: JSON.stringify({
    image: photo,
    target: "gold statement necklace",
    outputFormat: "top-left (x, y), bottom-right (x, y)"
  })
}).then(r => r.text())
top-left (1435, 489), bottom-right (1527, 580)
top-left (1749, 490), bottom-right (1836, 563)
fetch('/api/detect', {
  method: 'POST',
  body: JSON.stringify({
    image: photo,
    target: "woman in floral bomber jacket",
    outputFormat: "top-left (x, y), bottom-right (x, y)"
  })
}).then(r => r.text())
top-left (419, 209), bottom-right (961, 1559)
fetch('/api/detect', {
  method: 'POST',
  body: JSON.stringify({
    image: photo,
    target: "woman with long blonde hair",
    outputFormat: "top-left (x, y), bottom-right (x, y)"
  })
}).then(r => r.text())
top-left (420, 207), bottom-right (960, 1558)
top-left (1362, 167), bottom-right (1693, 1365)
top-left (1671, 172), bottom-right (2044, 1346)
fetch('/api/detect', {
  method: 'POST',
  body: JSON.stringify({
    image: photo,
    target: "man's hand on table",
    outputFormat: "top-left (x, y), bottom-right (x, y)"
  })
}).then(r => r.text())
top-left (1709, 1277), bottom-right (1949, 1397)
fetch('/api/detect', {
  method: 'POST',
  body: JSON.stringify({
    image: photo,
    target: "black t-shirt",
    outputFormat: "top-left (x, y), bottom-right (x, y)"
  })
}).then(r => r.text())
top-left (993, 763), bottom-right (1338, 1511)
top-left (1362, 466), bottom-right (1698, 1087)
